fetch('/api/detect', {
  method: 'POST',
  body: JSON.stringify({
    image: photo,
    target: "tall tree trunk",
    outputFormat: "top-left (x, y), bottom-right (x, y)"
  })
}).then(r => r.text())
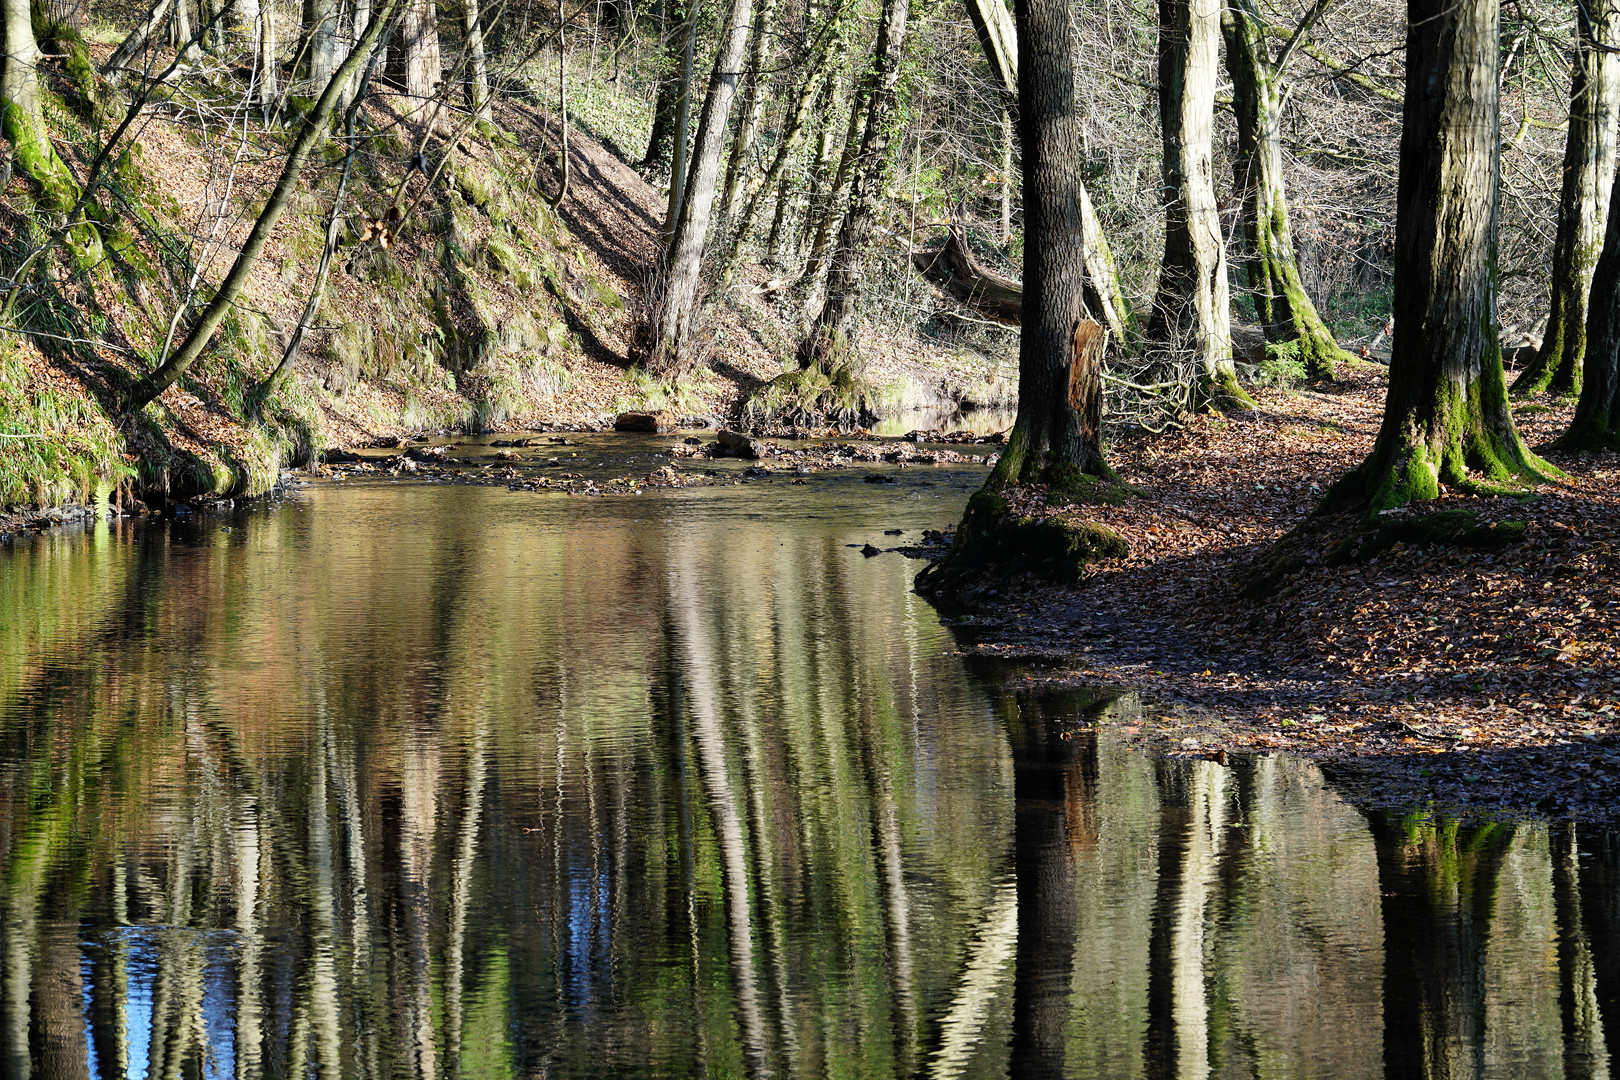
top-left (1222, 0), bottom-right (1352, 382)
top-left (718, 0), bottom-right (778, 219)
top-left (1515, 0), bottom-right (1620, 398)
top-left (303, 0), bottom-right (342, 88)
top-left (640, 0), bottom-right (756, 374)
top-left (463, 0), bottom-right (492, 121)
top-left (721, 22), bottom-right (842, 282)
top-left (393, 0), bottom-right (441, 117)
top-left (1, 0), bottom-right (78, 211)
top-left (1322, 0), bottom-right (1551, 512)
top-left (795, 0), bottom-right (912, 378)
top-left (1558, 164), bottom-right (1620, 448)
top-left (126, 0), bottom-right (399, 411)
top-left (990, 0), bottom-right (1111, 483)
top-left (1150, 0), bottom-right (1249, 406)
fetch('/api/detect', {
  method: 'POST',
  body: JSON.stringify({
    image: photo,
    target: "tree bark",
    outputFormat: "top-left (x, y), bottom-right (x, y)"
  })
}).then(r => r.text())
top-left (393, 0), bottom-right (441, 117)
top-left (640, 0), bottom-right (757, 374)
top-left (990, 0), bottom-right (1111, 484)
top-left (303, 0), bottom-right (343, 89)
top-left (1321, 0), bottom-right (1552, 513)
top-left (126, 0), bottom-right (399, 411)
top-left (718, 0), bottom-right (778, 219)
top-left (1222, 0), bottom-right (1352, 382)
top-left (662, 0), bottom-right (697, 239)
top-left (795, 0), bottom-right (912, 377)
top-left (463, 0), bottom-right (492, 121)
top-left (721, 21), bottom-right (842, 282)
top-left (38, 0), bottom-right (86, 31)
top-left (1558, 159), bottom-right (1620, 449)
top-left (1514, 0), bottom-right (1620, 398)
top-left (1, 0), bottom-right (78, 211)
top-left (1150, 0), bottom-right (1249, 406)
top-left (960, 0), bottom-right (1135, 344)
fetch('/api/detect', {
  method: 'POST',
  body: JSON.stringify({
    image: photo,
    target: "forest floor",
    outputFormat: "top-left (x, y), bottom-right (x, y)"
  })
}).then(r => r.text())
top-left (946, 367), bottom-right (1620, 823)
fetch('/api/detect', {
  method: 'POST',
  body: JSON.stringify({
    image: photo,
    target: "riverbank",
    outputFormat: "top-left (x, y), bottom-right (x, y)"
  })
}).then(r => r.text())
top-left (0, 37), bottom-right (1011, 519)
top-left (940, 368), bottom-right (1620, 823)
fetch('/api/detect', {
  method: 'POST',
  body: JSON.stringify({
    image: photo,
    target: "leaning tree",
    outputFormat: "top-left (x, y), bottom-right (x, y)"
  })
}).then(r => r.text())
top-left (1320, 0), bottom-right (1553, 513)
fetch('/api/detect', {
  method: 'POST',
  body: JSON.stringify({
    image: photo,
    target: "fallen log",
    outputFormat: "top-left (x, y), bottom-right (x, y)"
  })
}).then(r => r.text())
top-left (911, 228), bottom-right (1023, 325)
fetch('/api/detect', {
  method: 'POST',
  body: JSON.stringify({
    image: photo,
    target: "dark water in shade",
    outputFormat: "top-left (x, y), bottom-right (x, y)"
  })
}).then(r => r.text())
top-left (1, 439), bottom-right (1618, 1079)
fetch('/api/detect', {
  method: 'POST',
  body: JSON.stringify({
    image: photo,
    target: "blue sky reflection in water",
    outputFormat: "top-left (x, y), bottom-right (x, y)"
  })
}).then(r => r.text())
top-left (0, 460), bottom-right (1616, 1078)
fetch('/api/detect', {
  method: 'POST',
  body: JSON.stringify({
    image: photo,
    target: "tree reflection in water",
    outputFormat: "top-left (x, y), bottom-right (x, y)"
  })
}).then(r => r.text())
top-left (0, 493), bottom-right (1617, 1077)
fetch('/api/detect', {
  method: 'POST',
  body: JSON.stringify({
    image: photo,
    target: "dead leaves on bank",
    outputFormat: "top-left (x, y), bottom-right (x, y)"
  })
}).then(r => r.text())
top-left (965, 369), bottom-right (1620, 821)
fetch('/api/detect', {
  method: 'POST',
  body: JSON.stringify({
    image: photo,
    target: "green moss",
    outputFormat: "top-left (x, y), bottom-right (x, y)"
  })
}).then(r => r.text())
top-left (917, 487), bottom-right (1127, 598)
top-left (1043, 463), bottom-right (1136, 506)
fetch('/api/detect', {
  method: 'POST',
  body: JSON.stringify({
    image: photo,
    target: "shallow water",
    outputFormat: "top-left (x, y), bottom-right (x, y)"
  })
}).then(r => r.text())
top-left (2, 451), bottom-right (1618, 1078)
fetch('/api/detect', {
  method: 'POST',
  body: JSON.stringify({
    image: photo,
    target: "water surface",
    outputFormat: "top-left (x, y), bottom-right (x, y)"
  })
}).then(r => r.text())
top-left (1, 455), bottom-right (1617, 1078)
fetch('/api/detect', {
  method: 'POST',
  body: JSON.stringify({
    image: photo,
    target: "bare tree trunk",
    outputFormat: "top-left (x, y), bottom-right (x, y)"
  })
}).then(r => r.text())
top-left (463, 0), bottom-right (492, 121)
top-left (1515, 0), bottom-right (1620, 398)
top-left (721, 47), bottom-right (836, 282)
top-left (1150, 0), bottom-right (1249, 406)
top-left (793, 78), bottom-right (862, 304)
top-left (303, 0), bottom-right (342, 88)
top-left (1559, 169), bottom-right (1620, 448)
top-left (1222, 0), bottom-right (1352, 382)
top-left (795, 0), bottom-right (912, 381)
top-left (394, 0), bottom-right (441, 118)
top-left (38, 0), bottom-right (86, 31)
top-left (989, 0), bottom-right (1111, 484)
top-left (640, 0), bottom-right (687, 171)
top-left (640, 0), bottom-right (757, 374)
top-left (1322, 0), bottom-right (1550, 512)
top-left (718, 0), bottom-right (778, 219)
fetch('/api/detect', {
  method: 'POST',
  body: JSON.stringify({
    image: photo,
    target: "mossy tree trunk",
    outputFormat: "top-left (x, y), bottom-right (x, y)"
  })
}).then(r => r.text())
top-left (989, 0), bottom-right (1111, 487)
top-left (1514, 0), bottom-right (1619, 398)
top-left (125, 0), bottom-right (399, 411)
top-left (794, 0), bottom-right (911, 378)
top-left (640, 0), bottom-right (755, 375)
top-left (720, 15), bottom-right (843, 282)
top-left (1, 0), bottom-right (78, 212)
top-left (38, 0), bottom-right (84, 30)
top-left (1221, 0), bottom-right (1352, 382)
top-left (1557, 154), bottom-right (1620, 450)
top-left (1320, 0), bottom-right (1552, 514)
top-left (792, 72), bottom-right (863, 304)
top-left (1150, 0), bottom-right (1250, 407)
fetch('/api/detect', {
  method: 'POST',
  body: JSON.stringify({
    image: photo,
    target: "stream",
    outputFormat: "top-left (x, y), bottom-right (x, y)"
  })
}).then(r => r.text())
top-left (1, 432), bottom-right (1616, 1078)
